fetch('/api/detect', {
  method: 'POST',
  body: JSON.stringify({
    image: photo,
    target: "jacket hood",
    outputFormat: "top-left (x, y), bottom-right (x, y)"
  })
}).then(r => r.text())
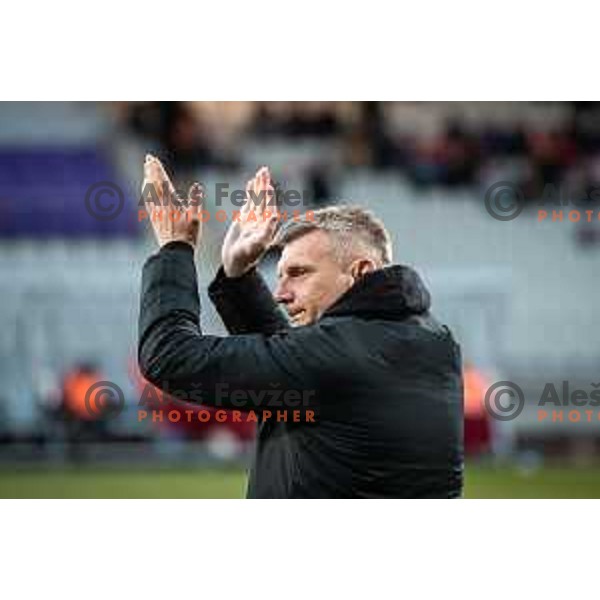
top-left (323, 264), bottom-right (431, 322)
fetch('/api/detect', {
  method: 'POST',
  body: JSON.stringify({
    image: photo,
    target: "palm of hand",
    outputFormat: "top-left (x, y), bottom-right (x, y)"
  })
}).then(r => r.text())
top-left (222, 167), bottom-right (280, 277)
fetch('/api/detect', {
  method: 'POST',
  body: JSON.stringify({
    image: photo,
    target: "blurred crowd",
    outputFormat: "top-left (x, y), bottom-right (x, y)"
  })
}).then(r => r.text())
top-left (28, 360), bottom-right (255, 464)
top-left (118, 101), bottom-right (600, 201)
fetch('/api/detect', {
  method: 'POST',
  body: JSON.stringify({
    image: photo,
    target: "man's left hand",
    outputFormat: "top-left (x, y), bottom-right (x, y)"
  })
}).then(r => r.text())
top-left (142, 154), bottom-right (202, 250)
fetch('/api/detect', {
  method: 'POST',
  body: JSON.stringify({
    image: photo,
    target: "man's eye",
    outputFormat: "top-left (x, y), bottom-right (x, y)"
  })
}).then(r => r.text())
top-left (289, 268), bottom-right (307, 277)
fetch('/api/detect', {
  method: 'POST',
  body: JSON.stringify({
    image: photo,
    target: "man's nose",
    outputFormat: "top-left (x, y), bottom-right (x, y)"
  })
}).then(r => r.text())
top-left (274, 283), bottom-right (293, 304)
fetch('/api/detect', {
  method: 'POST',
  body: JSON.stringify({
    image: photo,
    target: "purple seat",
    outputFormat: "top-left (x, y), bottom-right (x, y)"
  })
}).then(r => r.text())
top-left (0, 148), bottom-right (140, 238)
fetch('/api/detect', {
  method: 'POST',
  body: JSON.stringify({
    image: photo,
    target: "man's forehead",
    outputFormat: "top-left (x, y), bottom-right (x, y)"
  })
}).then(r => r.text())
top-left (277, 230), bottom-right (331, 275)
top-left (277, 253), bottom-right (310, 276)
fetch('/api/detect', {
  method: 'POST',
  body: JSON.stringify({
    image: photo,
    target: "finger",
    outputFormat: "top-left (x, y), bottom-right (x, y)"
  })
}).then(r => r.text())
top-left (266, 172), bottom-right (277, 210)
top-left (262, 213), bottom-right (282, 247)
top-left (143, 158), bottom-right (165, 208)
top-left (148, 156), bottom-right (177, 202)
top-left (257, 169), bottom-right (267, 217)
top-left (156, 160), bottom-right (176, 199)
top-left (149, 155), bottom-right (166, 177)
top-left (192, 183), bottom-right (204, 239)
top-left (188, 182), bottom-right (202, 217)
top-left (252, 166), bottom-right (266, 217)
top-left (144, 155), bottom-right (162, 177)
top-left (253, 166), bottom-right (268, 212)
top-left (143, 157), bottom-right (155, 182)
top-left (252, 170), bottom-right (261, 214)
top-left (260, 168), bottom-right (273, 216)
top-left (142, 157), bottom-right (159, 212)
top-left (242, 178), bottom-right (254, 218)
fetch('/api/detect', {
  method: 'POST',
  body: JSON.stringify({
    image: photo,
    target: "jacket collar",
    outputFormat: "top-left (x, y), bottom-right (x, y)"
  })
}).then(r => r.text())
top-left (322, 264), bottom-right (431, 322)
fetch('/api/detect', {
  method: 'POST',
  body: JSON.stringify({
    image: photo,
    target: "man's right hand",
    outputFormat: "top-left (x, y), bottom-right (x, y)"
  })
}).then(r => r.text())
top-left (222, 166), bottom-right (280, 278)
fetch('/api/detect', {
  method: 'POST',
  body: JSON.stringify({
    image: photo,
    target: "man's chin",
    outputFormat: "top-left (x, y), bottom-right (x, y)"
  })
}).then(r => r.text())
top-left (290, 311), bottom-right (313, 327)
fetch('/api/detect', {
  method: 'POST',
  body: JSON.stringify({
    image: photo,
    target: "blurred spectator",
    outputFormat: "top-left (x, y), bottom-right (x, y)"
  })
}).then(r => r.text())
top-left (60, 362), bottom-right (112, 462)
top-left (126, 102), bottom-right (234, 172)
top-left (252, 102), bottom-right (341, 138)
top-left (129, 359), bottom-right (255, 458)
top-left (481, 124), bottom-right (526, 158)
top-left (163, 103), bottom-right (215, 172)
top-left (252, 102), bottom-right (284, 138)
top-left (571, 101), bottom-right (600, 153)
top-left (443, 122), bottom-right (479, 186)
top-left (344, 102), bottom-right (401, 170)
top-left (463, 362), bottom-right (491, 457)
top-left (524, 130), bottom-right (578, 197)
top-left (407, 122), bottom-right (479, 188)
top-left (306, 165), bottom-right (332, 207)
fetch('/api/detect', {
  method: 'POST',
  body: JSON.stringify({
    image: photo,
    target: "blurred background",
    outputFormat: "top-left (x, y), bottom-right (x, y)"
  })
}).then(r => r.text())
top-left (0, 101), bottom-right (599, 498)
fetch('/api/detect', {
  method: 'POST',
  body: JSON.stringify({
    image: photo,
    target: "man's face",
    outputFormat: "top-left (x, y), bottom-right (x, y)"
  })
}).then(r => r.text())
top-left (274, 230), bottom-right (355, 326)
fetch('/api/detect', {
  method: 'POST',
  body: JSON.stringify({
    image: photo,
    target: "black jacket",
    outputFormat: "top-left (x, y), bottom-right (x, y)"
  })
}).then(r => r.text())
top-left (138, 242), bottom-right (464, 498)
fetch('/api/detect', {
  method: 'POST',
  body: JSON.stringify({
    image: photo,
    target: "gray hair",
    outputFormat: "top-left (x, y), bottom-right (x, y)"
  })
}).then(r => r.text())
top-left (274, 205), bottom-right (393, 266)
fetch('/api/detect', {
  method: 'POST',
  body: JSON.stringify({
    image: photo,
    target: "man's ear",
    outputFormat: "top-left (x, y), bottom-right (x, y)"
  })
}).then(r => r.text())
top-left (350, 258), bottom-right (377, 280)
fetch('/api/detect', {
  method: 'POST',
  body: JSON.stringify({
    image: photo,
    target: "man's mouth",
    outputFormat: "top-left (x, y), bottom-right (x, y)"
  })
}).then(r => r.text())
top-left (289, 310), bottom-right (305, 323)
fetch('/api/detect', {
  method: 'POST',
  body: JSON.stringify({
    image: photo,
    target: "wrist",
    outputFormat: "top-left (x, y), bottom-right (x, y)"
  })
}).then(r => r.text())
top-left (160, 240), bottom-right (195, 256)
top-left (159, 236), bottom-right (197, 251)
top-left (223, 261), bottom-right (256, 278)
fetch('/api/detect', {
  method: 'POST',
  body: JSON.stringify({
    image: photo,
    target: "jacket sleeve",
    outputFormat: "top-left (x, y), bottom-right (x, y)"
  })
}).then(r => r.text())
top-left (137, 242), bottom-right (339, 412)
top-left (207, 265), bottom-right (289, 335)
